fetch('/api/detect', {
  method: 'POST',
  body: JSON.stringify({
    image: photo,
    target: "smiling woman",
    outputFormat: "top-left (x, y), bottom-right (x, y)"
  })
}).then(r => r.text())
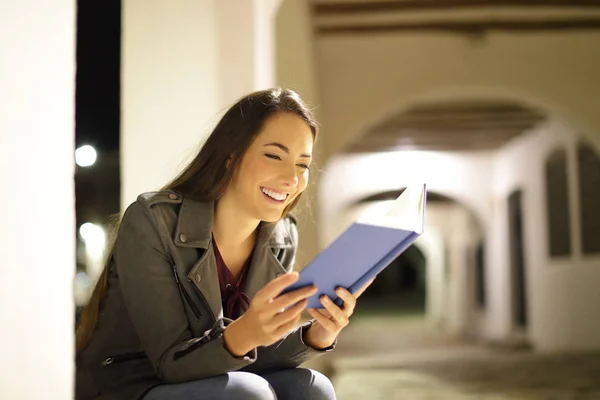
top-left (165, 89), bottom-right (317, 214)
top-left (222, 112), bottom-right (314, 224)
top-left (74, 88), bottom-right (340, 400)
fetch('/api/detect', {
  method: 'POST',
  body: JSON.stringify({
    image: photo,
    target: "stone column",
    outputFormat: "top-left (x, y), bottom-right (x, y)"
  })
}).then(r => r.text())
top-left (0, 1), bottom-right (75, 398)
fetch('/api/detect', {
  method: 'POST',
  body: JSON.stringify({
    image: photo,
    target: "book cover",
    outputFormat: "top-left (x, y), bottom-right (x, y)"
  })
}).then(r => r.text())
top-left (282, 183), bottom-right (427, 309)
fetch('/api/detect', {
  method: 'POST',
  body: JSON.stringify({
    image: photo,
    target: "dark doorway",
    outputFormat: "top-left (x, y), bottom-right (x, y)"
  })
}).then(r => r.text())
top-left (357, 245), bottom-right (426, 315)
top-left (75, 0), bottom-right (122, 231)
top-left (508, 190), bottom-right (528, 328)
top-left (474, 241), bottom-right (486, 309)
top-left (74, 0), bottom-right (121, 318)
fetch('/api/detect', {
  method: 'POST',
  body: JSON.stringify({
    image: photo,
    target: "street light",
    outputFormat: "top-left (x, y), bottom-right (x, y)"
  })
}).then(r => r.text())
top-left (79, 222), bottom-right (106, 282)
top-left (75, 145), bottom-right (97, 167)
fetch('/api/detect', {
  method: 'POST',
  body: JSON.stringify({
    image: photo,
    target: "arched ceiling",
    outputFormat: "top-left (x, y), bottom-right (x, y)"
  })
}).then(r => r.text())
top-left (309, 0), bottom-right (600, 36)
top-left (307, 0), bottom-right (600, 153)
top-left (344, 100), bottom-right (546, 152)
top-left (352, 189), bottom-right (454, 205)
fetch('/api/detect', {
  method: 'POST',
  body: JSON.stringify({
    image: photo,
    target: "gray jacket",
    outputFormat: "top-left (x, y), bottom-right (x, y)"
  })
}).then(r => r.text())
top-left (75, 190), bottom-right (335, 400)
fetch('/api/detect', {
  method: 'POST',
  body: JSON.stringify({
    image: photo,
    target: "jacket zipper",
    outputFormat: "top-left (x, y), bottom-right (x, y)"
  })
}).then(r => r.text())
top-left (154, 214), bottom-right (206, 322)
top-left (188, 277), bottom-right (216, 323)
top-left (172, 267), bottom-right (204, 320)
top-left (101, 351), bottom-right (146, 367)
top-left (187, 245), bottom-right (216, 323)
top-left (164, 236), bottom-right (216, 323)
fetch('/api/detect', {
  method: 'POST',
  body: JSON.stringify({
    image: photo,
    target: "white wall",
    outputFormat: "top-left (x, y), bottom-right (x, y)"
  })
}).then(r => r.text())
top-left (0, 1), bottom-right (75, 398)
top-left (121, 0), bottom-right (221, 208)
top-left (492, 120), bottom-right (600, 351)
top-left (216, 0), bottom-right (282, 106)
top-left (275, 0), bottom-right (319, 107)
top-left (121, 0), bottom-right (283, 209)
top-left (275, 0), bottom-right (323, 268)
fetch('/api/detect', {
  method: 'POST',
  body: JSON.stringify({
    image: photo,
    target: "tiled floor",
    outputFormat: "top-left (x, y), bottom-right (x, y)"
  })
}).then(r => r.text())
top-left (307, 315), bottom-right (600, 399)
top-left (332, 352), bottom-right (600, 399)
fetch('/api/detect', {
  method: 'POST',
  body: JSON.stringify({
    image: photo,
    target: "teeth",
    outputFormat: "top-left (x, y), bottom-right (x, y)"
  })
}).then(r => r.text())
top-left (261, 188), bottom-right (287, 201)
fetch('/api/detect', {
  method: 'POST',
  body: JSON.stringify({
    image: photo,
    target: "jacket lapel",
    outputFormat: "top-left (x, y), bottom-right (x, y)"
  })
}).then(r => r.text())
top-left (187, 245), bottom-right (223, 321)
top-left (172, 197), bottom-right (223, 320)
top-left (243, 221), bottom-right (291, 302)
top-left (173, 196), bottom-right (294, 321)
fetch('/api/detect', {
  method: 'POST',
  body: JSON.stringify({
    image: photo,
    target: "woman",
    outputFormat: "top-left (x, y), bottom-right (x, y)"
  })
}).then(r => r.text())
top-left (75, 88), bottom-right (368, 400)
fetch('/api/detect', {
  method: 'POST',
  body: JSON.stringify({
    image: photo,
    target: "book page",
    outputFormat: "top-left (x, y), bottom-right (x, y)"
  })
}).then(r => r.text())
top-left (357, 184), bottom-right (426, 233)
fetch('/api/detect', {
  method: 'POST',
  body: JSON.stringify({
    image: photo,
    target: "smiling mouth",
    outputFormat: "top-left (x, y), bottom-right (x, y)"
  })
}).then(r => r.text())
top-left (260, 187), bottom-right (288, 202)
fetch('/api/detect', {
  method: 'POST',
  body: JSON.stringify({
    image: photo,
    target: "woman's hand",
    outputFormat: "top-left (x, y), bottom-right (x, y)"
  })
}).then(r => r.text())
top-left (224, 272), bottom-right (317, 356)
top-left (303, 278), bottom-right (375, 350)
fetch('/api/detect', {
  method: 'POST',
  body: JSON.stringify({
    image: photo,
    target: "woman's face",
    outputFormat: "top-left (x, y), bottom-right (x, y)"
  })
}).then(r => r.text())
top-left (227, 112), bottom-right (314, 223)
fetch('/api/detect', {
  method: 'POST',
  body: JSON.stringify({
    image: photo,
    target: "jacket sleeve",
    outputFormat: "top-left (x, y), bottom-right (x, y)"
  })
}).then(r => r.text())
top-left (241, 215), bottom-right (336, 374)
top-left (114, 201), bottom-right (257, 382)
top-left (241, 319), bottom-right (335, 374)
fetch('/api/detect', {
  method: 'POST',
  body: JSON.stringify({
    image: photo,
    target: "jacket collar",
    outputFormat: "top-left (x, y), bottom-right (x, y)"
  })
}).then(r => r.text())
top-left (174, 196), bottom-right (293, 320)
top-left (173, 197), bottom-right (214, 248)
top-left (173, 196), bottom-right (292, 250)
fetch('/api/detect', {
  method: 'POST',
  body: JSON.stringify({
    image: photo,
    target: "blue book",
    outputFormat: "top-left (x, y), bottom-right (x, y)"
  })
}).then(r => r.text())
top-left (282, 184), bottom-right (427, 309)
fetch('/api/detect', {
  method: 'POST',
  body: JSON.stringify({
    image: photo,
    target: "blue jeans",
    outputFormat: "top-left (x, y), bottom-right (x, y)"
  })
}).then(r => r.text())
top-left (142, 368), bottom-right (336, 400)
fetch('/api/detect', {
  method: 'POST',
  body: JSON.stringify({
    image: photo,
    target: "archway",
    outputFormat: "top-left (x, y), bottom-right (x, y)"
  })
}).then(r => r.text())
top-left (274, 1), bottom-right (600, 349)
top-left (334, 188), bottom-right (486, 336)
top-left (357, 245), bottom-right (427, 315)
top-left (317, 88), bottom-right (600, 347)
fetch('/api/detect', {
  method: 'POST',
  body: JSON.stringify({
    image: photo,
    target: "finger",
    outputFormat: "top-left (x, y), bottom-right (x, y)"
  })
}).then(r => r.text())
top-left (308, 307), bottom-right (333, 320)
top-left (320, 295), bottom-right (348, 327)
top-left (313, 308), bottom-right (332, 319)
top-left (270, 285), bottom-right (317, 311)
top-left (355, 277), bottom-right (376, 299)
top-left (335, 287), bottom-right (356, 315)
top-left (272, 298), bottom-right (308, 326)
top-left (273, 313), bottom-right (303, 338)
top-left (307, 309), bottom-right (337, 331)
top-left (255, 271), bottom-right (300, 303)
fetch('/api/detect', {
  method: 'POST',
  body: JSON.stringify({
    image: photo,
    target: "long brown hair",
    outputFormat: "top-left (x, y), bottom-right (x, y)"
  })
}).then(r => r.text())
top-left (75, 88), bottom-right (318, 353)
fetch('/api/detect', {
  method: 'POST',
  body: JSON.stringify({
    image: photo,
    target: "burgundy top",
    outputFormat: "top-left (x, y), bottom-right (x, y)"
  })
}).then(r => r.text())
top-left (212, 237), bottom-right (252, 320)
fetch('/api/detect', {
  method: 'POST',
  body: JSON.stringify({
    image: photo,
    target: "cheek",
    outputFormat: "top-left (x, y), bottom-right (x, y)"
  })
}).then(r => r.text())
top-left (242, 158), bottom-right (268, 185)
top-left (297, 170), bottom-right (309, 192)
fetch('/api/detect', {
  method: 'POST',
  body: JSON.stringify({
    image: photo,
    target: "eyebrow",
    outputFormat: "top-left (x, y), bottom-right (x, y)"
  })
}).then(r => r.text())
top-left (264, 142), bottom-right (312, 159)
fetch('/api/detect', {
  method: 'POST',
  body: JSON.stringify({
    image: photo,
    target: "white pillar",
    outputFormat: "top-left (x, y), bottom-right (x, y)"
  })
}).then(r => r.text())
top-left (274, 0), bottom-right (322, 268)
top-left (121, 0), bottom-right (220, 207)
top-left (447, 235), bottom-right (467, 335)
top-left (485, 197), bottom-right (513, 340)
top-left (419, 228), bottom-right (445, 328)
top-left (122, 0), bottom-right (281, 208)
top-left (215, 0), bottom-right (281, 106)
top-left (0, 1), bottom-right (75, 399)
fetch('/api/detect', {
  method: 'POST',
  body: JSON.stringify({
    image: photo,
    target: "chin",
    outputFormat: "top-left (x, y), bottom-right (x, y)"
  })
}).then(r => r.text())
top-left (260, 211), bottom-right (284, 223)
top-left (254, 204), bottom-right (286, 223)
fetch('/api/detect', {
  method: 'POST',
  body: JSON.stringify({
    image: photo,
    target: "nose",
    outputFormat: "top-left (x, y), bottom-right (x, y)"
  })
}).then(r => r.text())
top-left (281, 164), bottom-right (298, 188)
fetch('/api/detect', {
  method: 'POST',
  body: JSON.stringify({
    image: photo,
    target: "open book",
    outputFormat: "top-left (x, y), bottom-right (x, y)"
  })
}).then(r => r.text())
top-left (282, 183), bottom-right (427, 309)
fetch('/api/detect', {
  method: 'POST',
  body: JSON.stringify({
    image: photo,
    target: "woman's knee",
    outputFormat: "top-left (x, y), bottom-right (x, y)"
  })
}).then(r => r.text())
top-left (304, 369), bottom-right (336, 400)
top-left (264, 368), bottom-right (336, 400)
top-left (143, 372), bottom-right (276, 400)
top-left (226, 371), bottom-right (278, 400)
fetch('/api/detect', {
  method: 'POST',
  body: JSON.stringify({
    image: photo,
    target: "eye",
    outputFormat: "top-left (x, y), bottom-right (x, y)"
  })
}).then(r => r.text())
top-left (264, 153), bottom-right (281, 160)
top-left (297, 164), bottom-right (310, 170)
